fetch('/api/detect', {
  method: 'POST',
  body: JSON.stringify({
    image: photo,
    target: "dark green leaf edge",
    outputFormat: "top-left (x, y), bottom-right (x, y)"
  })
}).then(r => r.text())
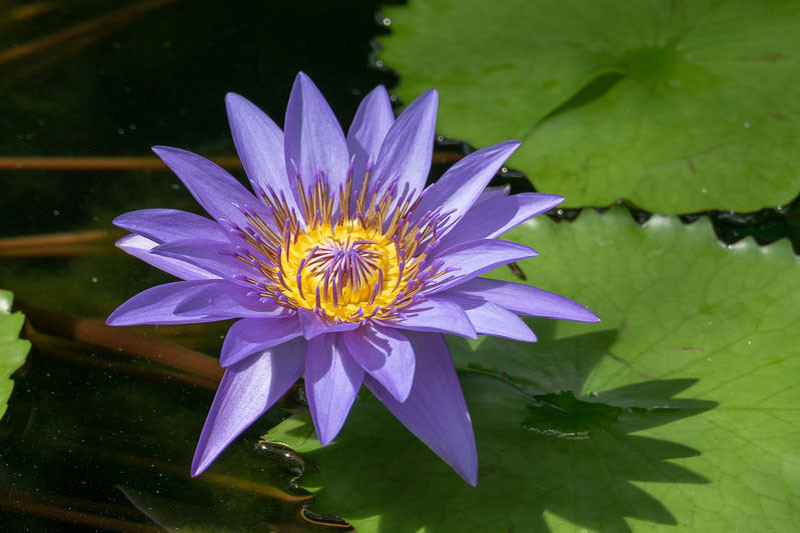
top-left (1, 289), bottom-right (32, 421)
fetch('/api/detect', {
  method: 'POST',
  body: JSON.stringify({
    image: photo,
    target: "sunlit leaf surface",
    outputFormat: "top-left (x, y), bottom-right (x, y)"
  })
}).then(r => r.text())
top-left (272, 209), bottom-right (800, 531)
top-left (0, 290), bottom-right (30, 421)
top-left (378, 0), bottom-right (800, 213)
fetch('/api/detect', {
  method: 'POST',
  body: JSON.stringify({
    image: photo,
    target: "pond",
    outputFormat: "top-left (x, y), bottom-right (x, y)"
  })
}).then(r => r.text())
top-left (2, 1), bottom-right (799, 532)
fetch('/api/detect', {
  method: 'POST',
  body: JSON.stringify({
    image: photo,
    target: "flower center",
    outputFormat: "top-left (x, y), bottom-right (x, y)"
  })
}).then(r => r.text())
top-left (237, 172), bottom-right (446, 323)
top-left (280, 219), bottom-right (405, 321)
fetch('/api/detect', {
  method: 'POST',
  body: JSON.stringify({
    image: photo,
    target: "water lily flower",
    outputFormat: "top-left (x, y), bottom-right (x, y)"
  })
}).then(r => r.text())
top-left (107, 72), bottom-right (599, 485)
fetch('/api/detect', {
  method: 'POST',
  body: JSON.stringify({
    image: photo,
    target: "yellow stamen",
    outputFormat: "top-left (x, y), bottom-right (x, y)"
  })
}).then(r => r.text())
top-left (242, 175), bottom-right (438, 322)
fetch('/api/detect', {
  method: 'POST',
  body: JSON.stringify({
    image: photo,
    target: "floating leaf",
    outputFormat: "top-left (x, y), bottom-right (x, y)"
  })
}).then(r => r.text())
top-left (379, 0), bottom-right (800, 213)
top-left (0, 289), bottom-right (30, 421)
top-left (272, 209), bottom-right (800, 531)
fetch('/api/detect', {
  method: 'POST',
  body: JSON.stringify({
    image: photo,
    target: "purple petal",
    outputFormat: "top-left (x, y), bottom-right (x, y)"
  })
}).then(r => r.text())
top-left (372, 89), bottom-right (437, 198)
top-left (475, 185), bottom-right (510, 205)
top-left (385, 297), bottom-right (477, 339)
top-left (151, 239), bottom-right (247, 279)
top-left (116, 234), bottom-right (219, 281)
top-left (436, 193), bottom-right (564, 250)
top-left (173, 281), bottom-right (286, 320)
top-left (225, 93), bottom-right (301, 217)
top-left (440, 278), bottom-right (600, 323)
top-left (284, 72), bottom-right (349, 192)
top-left (305, 335), bottom-right (364, 445)
top-left (298, 308), bottom-right (360, 339)
top-left (414, 141), bottom-right (520, 234)
top-left (342, 325), bottom-right (415, 402)
top-left (426, 239), bottom-right (538, 294)
top-left (191, 338), bottom-right (306, 476)
top-left (220, 316), bottom-right (303, 367)
top-left (152, 146), bottom-right (271, 230)
top-left (448, 295), bottom-right (536, 342)
top-left (347, 85), bottom-right (394, 194)
top-left (365, 331), bottom-right (477, 485)
top-left (113, 208), bottom-right (226, 244)
top-left (107, 280), bottom-right (229, 326)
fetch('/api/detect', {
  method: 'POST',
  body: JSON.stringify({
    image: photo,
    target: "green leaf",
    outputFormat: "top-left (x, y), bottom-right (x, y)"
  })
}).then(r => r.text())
top-left (0, 289), bottom-right (31, 421)
top-left (271, 209), bottom-right (800, 531)
top-left (378, 0), bottom-right (800, 213)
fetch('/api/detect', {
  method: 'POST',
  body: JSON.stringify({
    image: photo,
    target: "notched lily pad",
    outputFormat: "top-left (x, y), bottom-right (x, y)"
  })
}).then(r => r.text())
top-left (0, 289), bottom-right (31, 421)
top-left (379, 0), bottom-right (800, 213)
top-left (271, 208), bottom-right (800, 531)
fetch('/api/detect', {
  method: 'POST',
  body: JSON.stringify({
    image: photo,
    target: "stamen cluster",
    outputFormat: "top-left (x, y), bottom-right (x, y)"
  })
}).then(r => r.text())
top-left (236, 171), bottom-right (448, 322)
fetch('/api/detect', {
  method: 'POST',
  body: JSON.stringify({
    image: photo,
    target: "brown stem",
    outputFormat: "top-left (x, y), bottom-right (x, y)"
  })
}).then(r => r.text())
top-left (29, 437), bottom-right (314, 504)
top-left (0, 489), bottom-right (161, 533)
top-left (0, 229), bottom-right (118, 258)
top-left (0, 0), bottom-right (183, 66)
top-left (0, 156), bottom-right (242, 171)
top-left (0, 244), bottom-right (105, 258)
top-left (7, 4), bottom-right (58, 24)
top-left (25, 323), bottom-right (219, 391)
top-left (431, 152), bottom-right (464, 165)
top-left (0, 153), bottom-right (462, 171)
top-left (19, 304), bottom-right (224, 383)
top-left (0, 230), bottom-right (110, 249)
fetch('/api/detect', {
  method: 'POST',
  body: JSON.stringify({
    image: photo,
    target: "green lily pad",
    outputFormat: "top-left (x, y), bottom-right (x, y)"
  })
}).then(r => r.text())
top-left (378, 0), bottom-right (800, 213)
top-left (271, 208), bottom-right (800, 531)
top-left (0, 289), bottom-right (31, 421)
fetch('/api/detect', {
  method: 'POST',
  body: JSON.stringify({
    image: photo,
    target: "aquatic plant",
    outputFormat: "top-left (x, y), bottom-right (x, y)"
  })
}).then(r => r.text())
top-left (107, 72), bottom-right (597, 485)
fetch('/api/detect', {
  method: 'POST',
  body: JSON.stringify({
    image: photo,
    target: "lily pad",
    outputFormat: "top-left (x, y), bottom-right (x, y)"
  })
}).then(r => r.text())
top-left (0, 289), bottom-right (31, 420)
top-left (378, 0), bottom-right (800, 213)
top-left (271, 208), bottom-right (800, 531)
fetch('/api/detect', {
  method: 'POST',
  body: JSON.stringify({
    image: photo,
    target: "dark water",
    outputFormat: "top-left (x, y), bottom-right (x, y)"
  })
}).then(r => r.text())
top-left (1, 1), bottom-right (395, 530)
top-left (1, 1), bottom-right (799, 531)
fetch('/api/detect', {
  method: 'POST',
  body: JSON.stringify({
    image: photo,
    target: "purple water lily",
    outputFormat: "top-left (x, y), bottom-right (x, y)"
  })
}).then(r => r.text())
top-left (107, 72), bottom-right (598, 485)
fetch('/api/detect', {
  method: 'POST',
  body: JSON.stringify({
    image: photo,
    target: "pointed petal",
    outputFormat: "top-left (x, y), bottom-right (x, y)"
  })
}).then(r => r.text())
top-left (220, 316), bottom-right (303, 367)
top-left (113, 208), bottom-right (226, 244)
top-left (449, 295), bottom-right (536, 342)
top-left (426, 239), bottom-right (538, 294)
top-left (365, 331), bottom-right (477, 485)
top-left (440, 278), bottom-right (600, 323)
top-left (414, 141), bottom-right (520, 233)
top-left (107, 281), bottom-right (228, 326)
top-left (305, 334), bottom-right (364, 445)
top-left (225, 93), bottom-right (301, 217)
top-left (385, 297), bottom-right (477, 339)
top-left (116, 234), bottom-right (219, 281)
top-left (436, 193), bottom-right (564, 250)
top-left (151, 239), bottom-right (246, 279)
top-left (152, 146), bottom-right (271, 230)
top-left (191, 338), bottom-right (306, 475)
top-left (347, 85), bottom-right (394, 193)
top-left (174, 281), bottom-right (286, 320)
top-left (475, 185), bottom-right (510, 205)
top-left (373, 89), bottom-right (437, 198)
top-left (298, 308), bottom-right (360, 339)
top-left (342, 326), bottom-right (415, 402)
top-left (284, 73), bottom-right (349, 192)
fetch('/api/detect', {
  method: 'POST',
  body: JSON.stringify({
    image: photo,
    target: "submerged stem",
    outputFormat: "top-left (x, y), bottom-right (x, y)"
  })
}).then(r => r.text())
top-left (19, 304), bottom-right (224, 383)
top-left (0, 0), bottom-right (183, 66)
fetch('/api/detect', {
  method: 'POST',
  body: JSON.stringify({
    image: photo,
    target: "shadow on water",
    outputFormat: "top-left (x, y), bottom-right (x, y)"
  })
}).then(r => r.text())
top-left (288, 320), bottom-right (717, 533)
